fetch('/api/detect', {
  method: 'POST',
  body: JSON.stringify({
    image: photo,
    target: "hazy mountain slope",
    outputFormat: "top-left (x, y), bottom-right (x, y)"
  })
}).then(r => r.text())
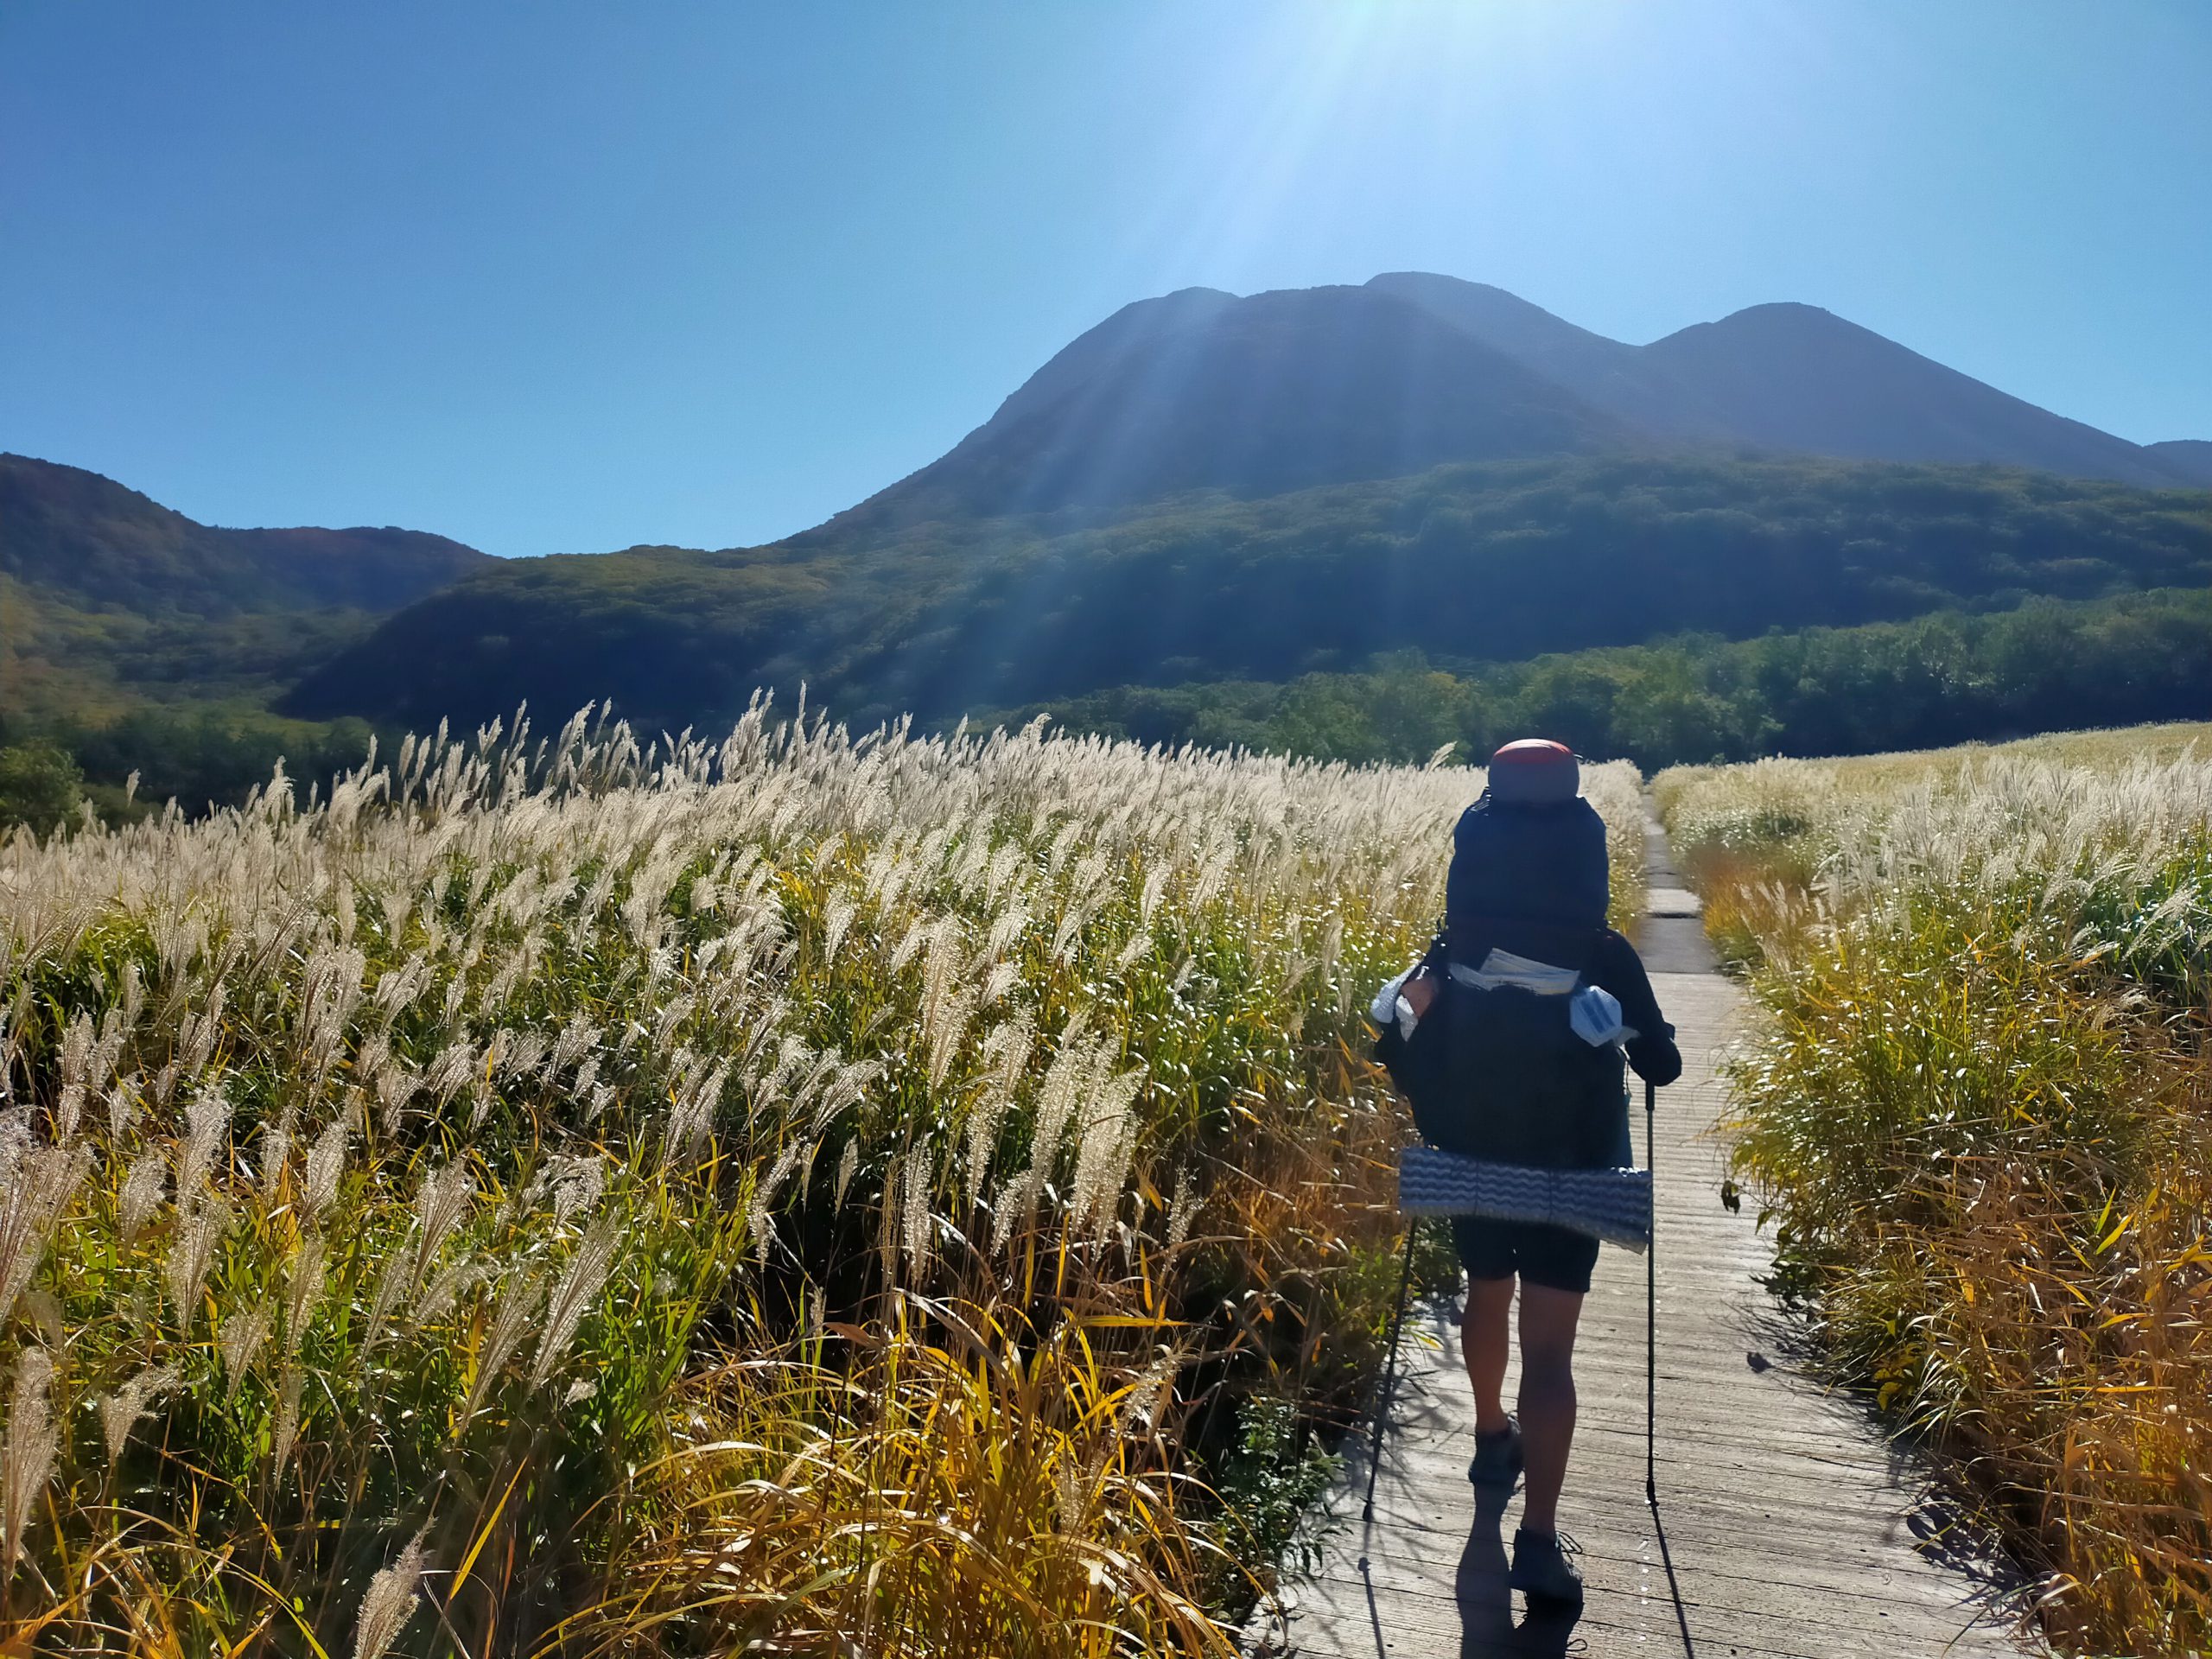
top-left (811, 284), bottom-right (1632, 531)
top-left (2147, 440), bottom-right (2212, 486)
top-left (985, 286), bottom-right (1242, 428)
top-left (1639, 305), bottom-right (2186, 486)
top-left (1364, 271), bottom-right (1733, 440)
top-left (2, 453), bottom-right (487, 613)
top-left (286, 454), bottom-right (2212, 735)
top-left (1371, 274), bottom-right (2203, 488)
top-left (1, 453), bottom-right (490, 715)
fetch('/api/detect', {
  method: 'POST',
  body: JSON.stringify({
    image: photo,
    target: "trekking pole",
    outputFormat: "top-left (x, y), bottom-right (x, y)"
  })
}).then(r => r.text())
top-left (1642, 1071), bottom-right (1699, 1652)
top-left (1644, 1075), bottom-right (1657, 1506)
top-left (1362, 1219), bottom-right (1419, 1524)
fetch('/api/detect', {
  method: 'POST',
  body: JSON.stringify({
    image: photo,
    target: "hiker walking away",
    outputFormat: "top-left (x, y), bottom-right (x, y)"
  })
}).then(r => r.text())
top-left (1386, 740), bottom-right (1681, 1607)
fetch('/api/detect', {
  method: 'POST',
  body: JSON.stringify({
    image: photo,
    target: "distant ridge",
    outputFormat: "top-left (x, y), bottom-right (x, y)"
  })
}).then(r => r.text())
top-left (1640, 302), bottom-right (2183, 485)
top-left (2147, 439), bottom-right (2212, 486)
top-left (1373, 273), bottom-right (2200, 489)
top-left (1, 453), bottom-right (488, 616)
top-left (0, 452), bottom-right (491, 719)
top-left (1364, 272), bottom-right (1736, 441)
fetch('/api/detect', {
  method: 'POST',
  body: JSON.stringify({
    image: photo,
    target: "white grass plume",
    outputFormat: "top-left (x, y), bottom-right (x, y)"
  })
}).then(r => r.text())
top-left (164, 1203), bottom-right (230, 1332)
top-left (99, 1363), bottom-right (181, 1465)
top-left (530, 1216), bottom-right (618, 1388)
top-left (461, 1270), bottom-right (544, 1423)
top-left (348, 1534), bottom-right (428, 1659)
top-left (0, 1142), bottom-right (91, 1322)
top-left (2, 1348), bottom-right (56, 1575)
top-left (175, 1084), bottom-right (232, 1202)
top-left (303, 1112), bottom-right (352, 1217)
top-left (271, 1359), bottom-right (305, 1472)
top-left (220, 1304), bottom-right (274, 1402)
top-left (285, 1230), bottom-right (327, 1350)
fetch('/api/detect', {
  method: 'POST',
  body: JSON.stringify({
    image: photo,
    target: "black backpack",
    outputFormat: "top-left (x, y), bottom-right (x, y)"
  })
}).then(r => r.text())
top-left (1376, 944), bottom-right (1628, 1172)
top-left (1376, 791), bottom-right (1627, 1170)
top-left (1446, 793), bottom-right (1609, 952)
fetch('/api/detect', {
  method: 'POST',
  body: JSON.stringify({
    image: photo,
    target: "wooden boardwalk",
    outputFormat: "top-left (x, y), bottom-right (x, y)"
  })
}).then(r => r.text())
top-left (1248, 820), bottom-right (2038, 1659)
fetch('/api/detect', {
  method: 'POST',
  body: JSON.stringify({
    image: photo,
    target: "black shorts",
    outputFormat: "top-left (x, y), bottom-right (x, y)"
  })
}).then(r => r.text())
top-left (1452, 1216), bottom-right (1600, 1294)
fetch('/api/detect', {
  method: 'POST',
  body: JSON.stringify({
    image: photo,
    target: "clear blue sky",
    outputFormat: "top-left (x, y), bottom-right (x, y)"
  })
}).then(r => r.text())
top-left (4, 2), bottom-right (2207, 558)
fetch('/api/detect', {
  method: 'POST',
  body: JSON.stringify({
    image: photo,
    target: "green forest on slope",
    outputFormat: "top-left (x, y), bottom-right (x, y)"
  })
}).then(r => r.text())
top-left (6, 449), bottom-right (2210, 826)
top-left (1, 452), bottom-right (488, 721)
top-left (15, 585), bottom-right (2212, 826)
top-left (284, 454), bottom-right (2212, 734)
top-left (995, 587), bottom-right (2212, 769)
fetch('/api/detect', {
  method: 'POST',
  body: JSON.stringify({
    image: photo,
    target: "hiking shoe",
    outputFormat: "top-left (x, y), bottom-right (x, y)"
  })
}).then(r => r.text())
top-left (1510, 1528), bottom-right (1585, 1606)
top-left (1466, 1418), bottom-right (1523, 1492)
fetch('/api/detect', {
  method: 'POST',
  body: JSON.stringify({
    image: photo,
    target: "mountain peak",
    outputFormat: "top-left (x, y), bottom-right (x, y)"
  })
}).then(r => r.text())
top-left (798, 274), bottom-right (2203, 531)
top-left (1365, 272), bottom-right (1618, 346)
top-left (2146, 439), bottom-right (2212, 486)
top-left (1707, 299), bottom-right (1840, 324)
top-left (1639, 302), bottom-right (2180, 482)
top-left (822, 282), bottom-right (1630, 529)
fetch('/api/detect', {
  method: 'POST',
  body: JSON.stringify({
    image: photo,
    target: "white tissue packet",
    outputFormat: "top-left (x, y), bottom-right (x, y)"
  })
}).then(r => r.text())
top-left (1370, 962), bottom-right (1425, 1039)
top-left (1369, 963), bottom-right (1414, 1027)
top-left (1569, 983), bottom-right (1640, 1047)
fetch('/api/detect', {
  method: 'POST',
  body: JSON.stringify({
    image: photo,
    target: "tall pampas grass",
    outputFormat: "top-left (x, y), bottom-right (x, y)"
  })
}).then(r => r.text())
top-left (2, 1350), bottom-right (56, 1577)
top-left (1658, 728), bottom-right (2212, 1654)
top-left (0, 698), bottom-right (1648, 1655)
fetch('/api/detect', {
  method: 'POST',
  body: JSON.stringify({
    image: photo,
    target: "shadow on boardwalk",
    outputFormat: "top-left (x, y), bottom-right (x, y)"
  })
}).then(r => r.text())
top-left (1408, 1491), bottom-right (1598, 1659)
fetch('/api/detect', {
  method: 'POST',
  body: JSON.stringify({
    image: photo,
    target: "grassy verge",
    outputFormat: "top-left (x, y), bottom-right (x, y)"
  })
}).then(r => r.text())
top-left (0, 701), bottom-right (1640, 1655)
top-left (1656, 729), bottom-right (2212, 1656)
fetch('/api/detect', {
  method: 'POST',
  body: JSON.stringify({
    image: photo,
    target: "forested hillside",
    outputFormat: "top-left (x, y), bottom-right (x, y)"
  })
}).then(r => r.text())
top-left (1001, 587), bottom-right (2212, 770)
top-left (1, 453), bottom-right (488, 717)
top-left (287, 454), bottom-right (2212, 733)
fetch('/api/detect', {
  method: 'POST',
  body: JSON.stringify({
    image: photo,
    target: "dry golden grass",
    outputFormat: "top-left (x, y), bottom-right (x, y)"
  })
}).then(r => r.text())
top-left (1657, 728), bottom-right (2212, 1656)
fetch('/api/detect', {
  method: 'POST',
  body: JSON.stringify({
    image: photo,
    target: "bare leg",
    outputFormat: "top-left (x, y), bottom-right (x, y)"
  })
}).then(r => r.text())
top-left (1462, 1274), bottom-right (1515, 1437)
top-left (1516, 1283), bottom-right (1586, 1534)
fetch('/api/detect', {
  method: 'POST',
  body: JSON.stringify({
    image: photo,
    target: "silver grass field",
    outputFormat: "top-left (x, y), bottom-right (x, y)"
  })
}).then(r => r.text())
top-left (0, 698), bottom-right (1643, 1656)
